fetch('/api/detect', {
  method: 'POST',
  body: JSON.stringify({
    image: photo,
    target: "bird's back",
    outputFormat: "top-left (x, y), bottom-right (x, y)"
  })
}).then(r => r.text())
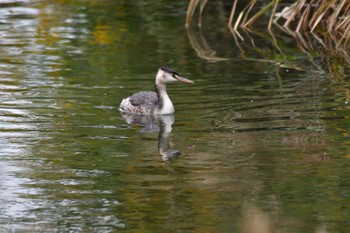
top-left (120, 91), bottom-right (159, 115)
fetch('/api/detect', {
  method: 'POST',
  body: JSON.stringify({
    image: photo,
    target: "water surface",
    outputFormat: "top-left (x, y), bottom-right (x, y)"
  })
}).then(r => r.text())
top-left (1, 0), bottom-right (350, 232)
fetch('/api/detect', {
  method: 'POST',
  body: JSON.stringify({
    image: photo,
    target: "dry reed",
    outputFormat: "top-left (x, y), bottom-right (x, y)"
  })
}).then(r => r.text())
top-left (186, 0), bottom-right (350, 49)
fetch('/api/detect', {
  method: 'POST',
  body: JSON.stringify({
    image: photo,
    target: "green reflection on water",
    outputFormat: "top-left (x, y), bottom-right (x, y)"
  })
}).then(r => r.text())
top-left (0, 0), bottom-right (350, 232)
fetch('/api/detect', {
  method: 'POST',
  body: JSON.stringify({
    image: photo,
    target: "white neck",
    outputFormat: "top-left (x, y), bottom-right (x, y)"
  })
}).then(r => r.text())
top-left (156, 84), bottom-right (174, 114)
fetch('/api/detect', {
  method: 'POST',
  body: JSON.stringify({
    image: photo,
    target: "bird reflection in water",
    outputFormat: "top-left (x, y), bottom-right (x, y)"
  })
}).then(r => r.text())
top-left (121, 113), bottom-right (181, 161)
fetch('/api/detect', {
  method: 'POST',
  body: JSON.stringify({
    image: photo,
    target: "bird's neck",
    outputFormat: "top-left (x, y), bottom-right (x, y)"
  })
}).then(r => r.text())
top-left (155, 83), bottom-right (174, 114)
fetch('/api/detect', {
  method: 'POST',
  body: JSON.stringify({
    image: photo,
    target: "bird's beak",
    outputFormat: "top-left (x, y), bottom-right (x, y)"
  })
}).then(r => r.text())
top-left (174, 74), bottom-right (194, 84)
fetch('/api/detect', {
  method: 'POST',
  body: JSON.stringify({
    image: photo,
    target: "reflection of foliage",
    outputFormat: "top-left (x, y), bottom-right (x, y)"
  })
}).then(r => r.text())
top-left (2, 0), bottom-right (350, 232)
top-left (91, 24), bottom-right (113, 45)
top-left (186, 26), bottom-right (230, 62)
top-left (187, 0), bottom-right (350, 46)
top-left (186, 0), bottom-right (350, 75)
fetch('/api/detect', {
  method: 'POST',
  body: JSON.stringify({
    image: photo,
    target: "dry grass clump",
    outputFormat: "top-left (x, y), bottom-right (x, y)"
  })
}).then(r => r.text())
top-left (186, 0), bottom-right (350, 49)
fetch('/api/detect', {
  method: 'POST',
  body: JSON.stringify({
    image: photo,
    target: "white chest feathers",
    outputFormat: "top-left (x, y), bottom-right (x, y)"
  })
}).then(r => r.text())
top-left (158, 95), bottom-right (174, 114)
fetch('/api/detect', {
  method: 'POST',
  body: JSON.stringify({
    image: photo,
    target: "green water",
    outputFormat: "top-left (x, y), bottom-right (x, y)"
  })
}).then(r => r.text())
top-left (1, 0), bottom-right (350, 232)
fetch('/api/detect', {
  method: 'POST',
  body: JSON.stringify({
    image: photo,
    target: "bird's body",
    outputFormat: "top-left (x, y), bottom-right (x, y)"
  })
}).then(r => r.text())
top-left (120, 91), bottom-right (170, 115)
top-left (120, 67), bottom-right (193, 115)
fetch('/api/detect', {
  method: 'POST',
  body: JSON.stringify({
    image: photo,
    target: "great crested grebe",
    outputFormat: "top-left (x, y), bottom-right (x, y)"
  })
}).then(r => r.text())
top-left (119, 66), bottom-right (193, 115)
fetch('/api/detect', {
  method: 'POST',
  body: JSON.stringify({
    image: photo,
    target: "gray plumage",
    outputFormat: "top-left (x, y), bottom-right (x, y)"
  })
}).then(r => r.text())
top-left (129, 91), bottom-right (158, 107)
top-left (119, 67), bottom-right (193, 115)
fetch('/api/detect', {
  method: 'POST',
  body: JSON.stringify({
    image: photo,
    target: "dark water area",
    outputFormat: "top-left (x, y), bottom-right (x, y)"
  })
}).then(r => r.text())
top-left (1, 0), bottom-right (350, 232)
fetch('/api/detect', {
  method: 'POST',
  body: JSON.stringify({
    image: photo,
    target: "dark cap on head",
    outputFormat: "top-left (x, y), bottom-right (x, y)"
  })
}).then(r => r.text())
top-left (159, 66), bottom-right (179, 75)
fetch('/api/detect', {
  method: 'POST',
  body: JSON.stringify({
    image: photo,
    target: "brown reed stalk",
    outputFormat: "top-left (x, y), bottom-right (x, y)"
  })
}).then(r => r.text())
top-left (186, 0), bottom-right (199, 27)
top-left (309, 0), bottom-right (335, 31)
top-left (296, 2), bottom-right (312, 33)
top-left (187, 0), bottom-right (350, 50)
top-left (240, 0), bottom-right (257, 27)
top-left (327, 0), bottom-right (346, 32)
top-left (283, 0), bottom-right (306, 29)
top-left (228, 0), bottom-right (238, 27)
top-left (268, 0), bottom-right (279, 31)
top-left (244, 1), bottom-right (273, 27)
